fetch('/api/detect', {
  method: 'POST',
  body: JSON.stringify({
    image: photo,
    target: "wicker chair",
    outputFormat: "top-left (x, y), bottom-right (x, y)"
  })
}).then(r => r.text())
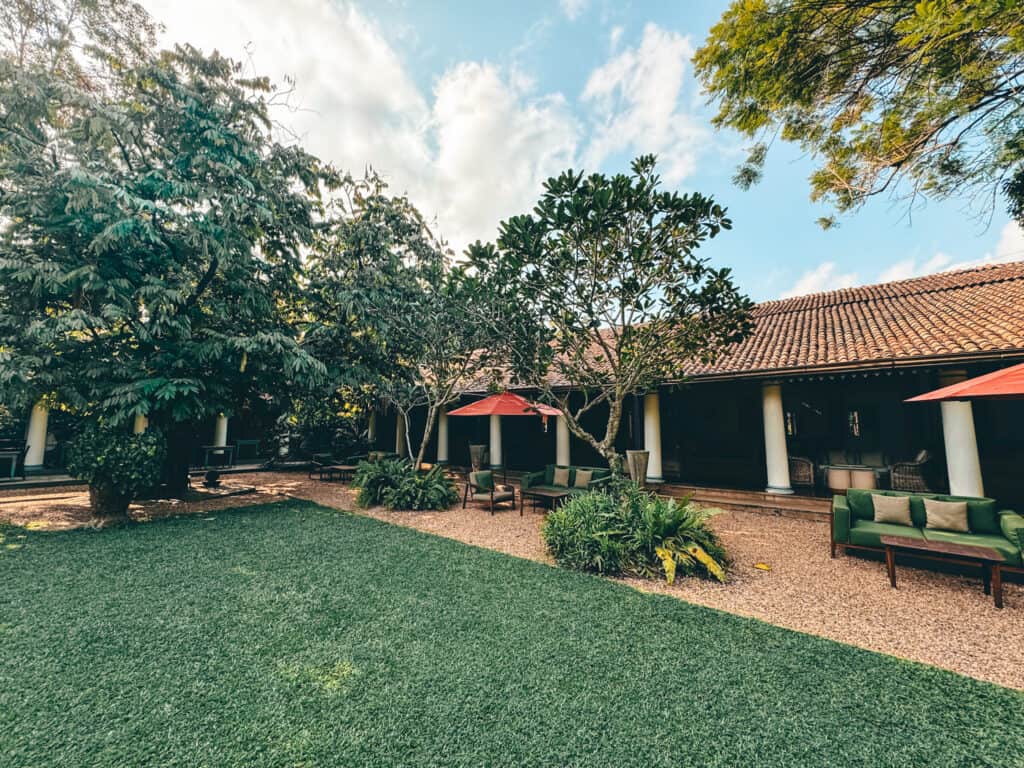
top-left (788, 455), bottom-right (815, 488)
top-left (891, 449), bottom-right (934, 493)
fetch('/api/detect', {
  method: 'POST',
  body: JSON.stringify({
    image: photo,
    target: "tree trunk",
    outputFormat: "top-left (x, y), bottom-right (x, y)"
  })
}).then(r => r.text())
top-left (89, 484), bottom-right (130, 526)
top-left (161, 421), bottom-right (194, 498)
top-left (414, 404), bottom-right (438, 471)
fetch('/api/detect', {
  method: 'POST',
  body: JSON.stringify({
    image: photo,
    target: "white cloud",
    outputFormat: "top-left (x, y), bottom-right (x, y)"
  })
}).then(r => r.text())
top-left (581, 23), bottom-right (706, 185)
top-left (430, 63), bottom-right (579, 250)
top-left (142, 0), bottom-right (579, 254)
top-left (781, 262), bottom-right (859, 299)
top-left (560, 0), bottom-right (589, 21)
top-left (877, 221), bottom-right (1024, 284)
top-left (877, 252), bottom-right (953, 283)
top-left (992, 220), bottom-right (1024, 262)
top-left (608, 25), bottom-right (624, 50)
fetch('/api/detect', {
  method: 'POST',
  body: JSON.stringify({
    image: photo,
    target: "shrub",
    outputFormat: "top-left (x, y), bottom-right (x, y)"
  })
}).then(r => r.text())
top-left (65, 424), bottom-right (166, 524)
top-left (542, 484), bottom-right (727, 583)
top-left (382, 465), bottom-right (459, 511)
top-left (352, 459), bottom-right (457, 511)
top-left (353, 458), bottom-right (407, 507)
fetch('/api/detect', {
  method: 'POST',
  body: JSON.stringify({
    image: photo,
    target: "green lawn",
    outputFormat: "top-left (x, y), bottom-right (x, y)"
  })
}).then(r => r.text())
top-left (1, 502), bottom-right (1021, 767)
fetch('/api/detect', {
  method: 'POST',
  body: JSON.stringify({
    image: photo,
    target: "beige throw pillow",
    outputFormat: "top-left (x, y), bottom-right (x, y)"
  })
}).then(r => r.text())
top-left (872, 494), bottom-right (912, 526)
top-left (924, 499), bottom-right (970, 532)
top-left (574, 469), bottom-right (592, 489)
top-left (552, 467), bottom-right (570, 487)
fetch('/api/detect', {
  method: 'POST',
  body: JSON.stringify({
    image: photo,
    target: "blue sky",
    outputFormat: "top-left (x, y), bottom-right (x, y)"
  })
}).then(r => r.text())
top-left (144, 0), bottom-right (1023, 302)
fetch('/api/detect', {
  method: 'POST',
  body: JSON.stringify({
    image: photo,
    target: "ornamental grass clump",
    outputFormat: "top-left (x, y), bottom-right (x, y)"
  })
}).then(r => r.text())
top-left (352, 459), bottom-right (457, 511)
top-left (542, 483), bottom-right (727, 583)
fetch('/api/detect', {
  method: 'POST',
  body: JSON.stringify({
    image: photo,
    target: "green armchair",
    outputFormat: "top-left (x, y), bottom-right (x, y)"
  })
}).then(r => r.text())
top-left (463, 470), bottom-right (516, 514)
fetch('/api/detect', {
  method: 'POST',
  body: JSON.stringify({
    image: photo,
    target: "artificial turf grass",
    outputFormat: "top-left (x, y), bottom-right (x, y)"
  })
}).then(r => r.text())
top-left (0, 502), bottom-right (1021, 768)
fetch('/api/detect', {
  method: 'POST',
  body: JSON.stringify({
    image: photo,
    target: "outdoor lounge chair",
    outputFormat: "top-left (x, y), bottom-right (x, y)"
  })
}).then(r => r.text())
top-left (891, 449), bottom-right (934, 493)
top-left (462, 470), bottom-right (516, 514)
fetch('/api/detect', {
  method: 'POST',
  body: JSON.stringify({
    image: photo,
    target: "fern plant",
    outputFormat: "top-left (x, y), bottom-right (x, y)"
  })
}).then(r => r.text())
top-left (352, 459), bottom-right (457, 511)
top-left (381, 465), bottom-right (458, 511)
top-left (352, 458), bottom-right (409, 507)
top-left (541, 483), bottom-right (727, 583)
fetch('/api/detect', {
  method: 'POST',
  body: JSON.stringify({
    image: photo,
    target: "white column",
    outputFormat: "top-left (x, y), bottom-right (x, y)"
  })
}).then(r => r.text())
top-left (762, 382), bottom-right (793, 494)
top-left (213, 413), bottom-right (228, 457)
top-left (437, 409), bottom-right (449, 464)
top-left (395, 412), bottom-right (407, 457)
top-left (133, 414), bottom-right (149, 434)
top-left (939, 371), bottom-right (984, 497)
top-left (489, 414), bottom-right (503, 469)
top-left (643, 392), bottom-right (664, 483)
top-left (367, 411), bottom-right (377, 446)
top-left (24, 401), bottom-right (49, 472)
top-left (556, 414), bottom-right (570, 466)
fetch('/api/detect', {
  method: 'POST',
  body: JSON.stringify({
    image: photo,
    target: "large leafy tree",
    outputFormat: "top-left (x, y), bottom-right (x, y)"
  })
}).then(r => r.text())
top-left (0, 1), bottom-right (333, 494)
top-left (695, 0), bottom-right (1024, 226)
top-left (305, 174), bottom-right (503, 469)
top-left (468, 155), bottom-right (753, 470)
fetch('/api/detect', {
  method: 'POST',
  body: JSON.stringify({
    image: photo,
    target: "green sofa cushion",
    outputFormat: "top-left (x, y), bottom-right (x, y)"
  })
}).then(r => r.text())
top-left (846, 489), bottom-right (889, 521)
top-left (921, 529), bottom-right (1021, 566)
top-left (849, 520), bottom-right (925, 548)
top-left (539, 464), bottom-right (609, 490)
top-left (931, 495), bottom-right (1000, 535)
top-left (470, 470), bottom-right (494, 491)
top-left (848, 490), bottom-right (927, 527)
top-left (845, 489), bottom-right (1001, 533)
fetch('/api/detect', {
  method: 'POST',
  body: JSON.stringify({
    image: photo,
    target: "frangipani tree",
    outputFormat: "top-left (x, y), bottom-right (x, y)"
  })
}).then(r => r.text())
top-left (468, 155), bottom-right (753, 470)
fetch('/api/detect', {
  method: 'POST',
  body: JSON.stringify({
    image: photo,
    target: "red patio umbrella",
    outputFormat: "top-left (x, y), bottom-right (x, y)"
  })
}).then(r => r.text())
top-left (447, 391), bottom-right (561, 418)
top-left (448, 392), bottom-right (561, 479)
top-left (905, 362), bottom-right (1024, 402)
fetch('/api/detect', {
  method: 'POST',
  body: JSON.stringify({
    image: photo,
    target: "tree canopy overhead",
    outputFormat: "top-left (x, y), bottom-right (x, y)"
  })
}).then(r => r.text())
top-left (469, 155), bottom-right (752, 468)
top-left (0, 0), bottom-right (336, 491)
top-left (695, 0), bottom-right (1024, 226)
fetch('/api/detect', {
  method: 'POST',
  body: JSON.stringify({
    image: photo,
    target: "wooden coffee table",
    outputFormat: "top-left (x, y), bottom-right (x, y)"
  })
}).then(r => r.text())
top-left (521, 488), bottom-right (569, 514)
top-left (879, 535), bottom-right (1006, 608)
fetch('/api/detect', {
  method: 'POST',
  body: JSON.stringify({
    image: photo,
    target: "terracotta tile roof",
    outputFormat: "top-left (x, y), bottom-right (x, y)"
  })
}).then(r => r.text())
top-left (464, 261), bottom-right (1024, 393)
top-left (685, 261), bottom-right (1024, 379)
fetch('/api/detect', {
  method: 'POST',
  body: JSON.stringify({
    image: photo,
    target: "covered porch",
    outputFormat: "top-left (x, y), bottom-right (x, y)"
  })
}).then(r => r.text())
top-left (371, 361), bottom-right (1024, 515)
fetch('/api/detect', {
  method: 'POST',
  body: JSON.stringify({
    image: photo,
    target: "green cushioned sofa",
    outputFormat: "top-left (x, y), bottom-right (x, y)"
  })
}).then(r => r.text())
top-left (831, 488), bottom-right (1024, 569)
top-left (521, 464), bottom-right (612, 496)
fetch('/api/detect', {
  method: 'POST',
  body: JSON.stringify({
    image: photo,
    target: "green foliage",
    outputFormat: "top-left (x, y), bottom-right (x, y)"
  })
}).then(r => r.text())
top-left (695, 0), bottom-right (1024, 224)
top-left (0, 1), bottom-right (335, 489)
top-left (381, 465), bottom-right (459, 511)
top-left (305, 172), bottom-right (505, 469)
top-left (353, 458), bottom-right (408, 507)
top-left (353, 459), bottom-right (457, 511)
top-left (468, 155), bottom-right (752, 468)
top-left (542, 484), bottom-right (728, 582)
top-left (65, 423), bottom-right (165, 500)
